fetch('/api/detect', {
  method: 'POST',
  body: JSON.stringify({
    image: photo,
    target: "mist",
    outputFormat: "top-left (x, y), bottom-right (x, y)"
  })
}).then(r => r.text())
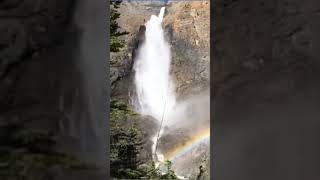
top-left (134, 7), bottom-right (176, 121)
top-left (132, 5), bottom-right (210, 166)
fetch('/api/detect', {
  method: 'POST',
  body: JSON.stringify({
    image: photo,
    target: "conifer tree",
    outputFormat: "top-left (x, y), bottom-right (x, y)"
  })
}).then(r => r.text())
top-left (110, 0), bottom-right (128, 52)
top-left (160, 160), bottom-right (179, 179)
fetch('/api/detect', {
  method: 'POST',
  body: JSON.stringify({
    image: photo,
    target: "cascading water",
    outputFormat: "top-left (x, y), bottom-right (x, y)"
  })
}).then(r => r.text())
top-left (133, 7), bottom-right (176, 161)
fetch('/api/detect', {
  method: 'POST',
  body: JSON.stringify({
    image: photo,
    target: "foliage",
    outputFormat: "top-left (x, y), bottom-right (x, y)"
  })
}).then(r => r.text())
top-left (110, 0), bottom-right (128, 52)
top-left (110, 101), bottom-right (179, 179)
top-left (0, 123), bottom-right (91, 180)
top-left (145, 161), bottom-right (162, 179)
top-left (160, 160), bottom-right (179, 179)
top-left (143, 160), bottom-right (179, 180)
top-left (110, 101), bottom-right (142, 179)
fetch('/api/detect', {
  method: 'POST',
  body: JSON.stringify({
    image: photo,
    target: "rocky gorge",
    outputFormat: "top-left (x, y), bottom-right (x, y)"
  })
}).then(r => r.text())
top-left (110, 1), bottom-right (210, 179)
top-left (2, 0), bottom-right (319, 179)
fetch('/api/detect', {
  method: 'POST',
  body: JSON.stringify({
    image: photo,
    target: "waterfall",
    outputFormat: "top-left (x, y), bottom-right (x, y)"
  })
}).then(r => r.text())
top-left (133, 7), bottom-right (176, 160)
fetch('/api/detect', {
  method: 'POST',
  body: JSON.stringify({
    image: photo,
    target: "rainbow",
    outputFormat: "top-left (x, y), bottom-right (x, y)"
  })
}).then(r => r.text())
top-left (164, 128), bottom-right (210, 162)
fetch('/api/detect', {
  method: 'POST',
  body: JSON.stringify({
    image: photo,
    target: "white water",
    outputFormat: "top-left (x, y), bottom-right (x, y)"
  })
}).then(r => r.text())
top-left (133, 7), bottom-right (176, 160)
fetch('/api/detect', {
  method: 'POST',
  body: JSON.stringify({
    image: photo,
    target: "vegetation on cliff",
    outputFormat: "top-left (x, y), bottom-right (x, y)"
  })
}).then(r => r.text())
top-left (110, 0), bottom-right (128, 52)
top-left (109, 1), bottom-right (202, 179)
top-left (110, 101), bottom-right (179, 179)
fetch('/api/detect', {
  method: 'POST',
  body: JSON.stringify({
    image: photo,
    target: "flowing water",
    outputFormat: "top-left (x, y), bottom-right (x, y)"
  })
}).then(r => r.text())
top-left (132, 6), bottom-right (210, 179)
top-left (133, 7), bottom-right (176, 161)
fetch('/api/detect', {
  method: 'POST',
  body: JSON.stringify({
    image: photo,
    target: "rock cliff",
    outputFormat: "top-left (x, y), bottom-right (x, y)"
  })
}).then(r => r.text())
top-left (164, 1), bottom-right (210, 99)
top-left (110, 1), bottom-right (210, 179)
top-left (111, 1), bottom-right (210, 101)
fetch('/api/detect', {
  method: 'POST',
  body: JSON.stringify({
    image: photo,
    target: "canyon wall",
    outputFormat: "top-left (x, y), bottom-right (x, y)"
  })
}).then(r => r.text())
top-left (110, 1), bottom-right (210, 178)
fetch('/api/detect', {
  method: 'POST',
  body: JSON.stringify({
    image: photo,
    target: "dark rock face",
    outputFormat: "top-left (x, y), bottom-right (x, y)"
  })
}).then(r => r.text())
top-left (213, 0), bottom-right (320, 180)
top-left (0, 0), bottom-right (107, 179)
top-left (110, 24), bottom-right (146, 99)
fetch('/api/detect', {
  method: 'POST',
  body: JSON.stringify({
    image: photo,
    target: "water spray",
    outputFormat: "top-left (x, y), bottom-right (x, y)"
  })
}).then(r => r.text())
top-left (133, 6), bottom-right (176, 163)
top-left (153, 81), bottom-right (170, 162)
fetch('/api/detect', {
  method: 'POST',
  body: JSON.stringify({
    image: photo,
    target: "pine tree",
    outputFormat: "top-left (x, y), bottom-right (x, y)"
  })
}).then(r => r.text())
top-left (110, 101), bottom-right (143, 179)
top-left (110, 0), bottom-right (128, 52)
top-left (145, 161), bottom-right (161, 179)
top-left (160, 160), bottom-right (179, 179)
top-left (110, 101), bottom-right (180, 179)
